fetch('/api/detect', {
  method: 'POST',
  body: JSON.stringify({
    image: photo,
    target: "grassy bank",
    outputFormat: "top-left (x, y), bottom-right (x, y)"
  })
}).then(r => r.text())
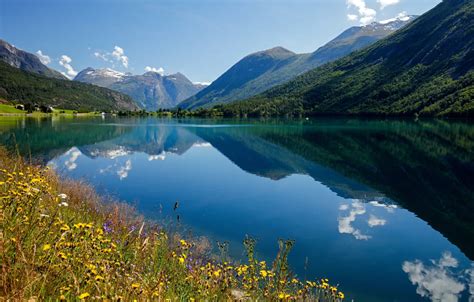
top-left (0, 104), bottom-right (101, 117)
top-left (0, 148), bottom-right (344, 301)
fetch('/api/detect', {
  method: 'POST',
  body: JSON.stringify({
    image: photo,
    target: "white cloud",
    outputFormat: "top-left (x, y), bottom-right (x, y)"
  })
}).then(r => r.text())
top-left (64, 147), bottom-right (81, 171)
top-left (117, 159), bottom-right (132, 180)
top-left (94, 51), bottom-right (111, 63)
top-left (93, 46), bottom-right (129, 68)
top-left (338, 201), bottom-right (371, 240)
top-left (36, 50), bottom-right (51, 65)
top-left (347, 14), bottom-right (358, 21)
top-left (149, 154), bottom-right (166, 161)
top-left (402, 252), bottom-right (466, 302)
top-left (339, 204), bottom-right (349, 211)
top-left (369, 200), bottom-right (397, 212)
top-left (112, 46), bottom-right (129, 68)
top-left (145, 66), bottom-right (165, 75)
top-left (106, 147), bottom-right (129, 159)
top-left (377, 0), bottom-right (400, 9)
top-left (346, 0), bottom-right (377, 25)
top-left (59, 55), bottom-right (78, 79)
top-left (367, 214), bottom-right (386, 227)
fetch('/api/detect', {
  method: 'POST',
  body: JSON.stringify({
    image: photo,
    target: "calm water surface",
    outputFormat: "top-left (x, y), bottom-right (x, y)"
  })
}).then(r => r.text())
top-left (1, 116), bottom-right (473, 302)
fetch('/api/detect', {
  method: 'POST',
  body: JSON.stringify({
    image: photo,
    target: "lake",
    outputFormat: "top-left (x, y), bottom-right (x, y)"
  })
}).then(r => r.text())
top-left (0, 116), bottom-right (473, 301)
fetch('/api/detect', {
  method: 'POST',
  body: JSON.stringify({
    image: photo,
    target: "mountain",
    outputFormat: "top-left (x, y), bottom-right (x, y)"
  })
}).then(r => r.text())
top-left (179, 16), bottom-right (416, 109)
top-left (0, 61), bottom-right (139, 111)
top-left (0, 39), bottom-right (67, 80)
top-left (221, 0), bottom-right (474, 117)
top-left (74, 68), bottom-right (207, 110)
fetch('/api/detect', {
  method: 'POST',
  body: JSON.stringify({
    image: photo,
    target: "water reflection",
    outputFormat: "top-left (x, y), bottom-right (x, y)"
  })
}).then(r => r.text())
top-left (1, 116), bottom-right (473, 301)
top-left (402, 252), bottom-right (472, 302)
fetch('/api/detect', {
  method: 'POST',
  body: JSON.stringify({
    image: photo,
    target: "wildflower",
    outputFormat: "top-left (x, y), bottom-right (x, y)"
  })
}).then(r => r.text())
top-left (59, 201), bottom-right (68, 207)
top-left (42, 244), bottom-right (51, 251)
top-left (260, 270), bottom-right (268, 278)
top-left (58, 193), bottom-right (68, 199)
top-left (338, 292), bottom-right (345, 299)
top-left (95, 275), bottom-right (104, 281)
top-left (131, 283), bottom-right (140, 289)
top-left (213, 270), bottom-right (221, 277)
top-left (278, 293), bottom-right (290, 299)
top-left (178, 257), bottom-right (185, 264)
top-left (60, 225), bottom-right (70, 231)
top-left (78, 293), bottom-right (90, 299)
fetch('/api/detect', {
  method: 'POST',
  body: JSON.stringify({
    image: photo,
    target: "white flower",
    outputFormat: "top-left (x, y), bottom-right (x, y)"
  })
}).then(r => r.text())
top-left (39, 214), bottom-right (50, 218)
top-left (58, 193), bottom-right (68, 199)
top-left (59, 202), bottom-right (69, 207)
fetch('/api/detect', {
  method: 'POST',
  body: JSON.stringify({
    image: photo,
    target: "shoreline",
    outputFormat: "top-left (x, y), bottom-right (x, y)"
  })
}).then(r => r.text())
top-left (0, 147), bottom-right (344, 301)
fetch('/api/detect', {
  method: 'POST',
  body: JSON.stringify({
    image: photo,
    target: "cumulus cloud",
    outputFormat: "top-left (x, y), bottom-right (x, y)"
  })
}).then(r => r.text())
top-left (112, 46), bottom-right (129, 68)
top-left (117, 159), bottom-right (132, 180)
top-left (468, 265), bottom-right (474, 301)
top-left (106, 147), bottom-right (129, 159)
top-left (59, 55), bottom-right (78, 79)
top-left (144, 66), bottom-right (165, 75)
top-left (64, 147), bottom-right (81, 171)
top-left (346, 0), bottom-right (377, 25)
top-left (377, 0), bottom-right (400, 9)
top-left (369, 200), bottom-right (397, 212)
top-left (338, 201), bottom-right (371, 240)
top-left (36, 50), bottom-right (51, 65)
top-left (93, 46), bottom-right (129, 68)
top-left (347, 14), bottom-right (358, 21)
top-left (339, 204), bottom-right (350, 211)
top-left (94, 51), bottom-right (111, 63)
top-left (402, 252), bottom-right (466, 302)
top-left (367, 214), bottom-right (386, 227)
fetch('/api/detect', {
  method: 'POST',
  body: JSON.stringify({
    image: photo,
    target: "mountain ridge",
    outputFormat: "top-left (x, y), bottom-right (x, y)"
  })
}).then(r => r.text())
top-left (0, 60), bottom-right (139, 111)
top-left (220, 0), bottom-right (473, 117)
top-left (0, 39), bottom-right (67, 80)
top-left (179, 15), bottom-right (417, 110)
top-left (74, 68), bottom-right (207, 110)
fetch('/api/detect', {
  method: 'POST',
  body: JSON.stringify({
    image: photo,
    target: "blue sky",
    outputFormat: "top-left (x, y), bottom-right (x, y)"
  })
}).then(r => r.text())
top-left (0, 0), bottom-right (440, 83)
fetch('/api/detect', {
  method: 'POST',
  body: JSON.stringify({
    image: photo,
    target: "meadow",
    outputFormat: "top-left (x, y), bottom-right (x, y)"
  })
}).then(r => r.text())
top-left (0, 147), bottom-right (344, 301)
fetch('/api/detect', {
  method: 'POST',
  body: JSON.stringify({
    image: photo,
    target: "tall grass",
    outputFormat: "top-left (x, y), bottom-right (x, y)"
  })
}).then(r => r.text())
top-left (0, 147), bottom-right (344, 301)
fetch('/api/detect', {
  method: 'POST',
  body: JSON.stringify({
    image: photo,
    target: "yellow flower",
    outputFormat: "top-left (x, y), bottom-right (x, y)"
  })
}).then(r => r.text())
top-left (260, 270), bottom-right (268, 278)
top-left (42, 244), bottom-right (51, 251)
top-left (131, 283), bottom-right (140, 289)
top-left (178, 257), bottom-right (185, 264)
top-left (338, 292), bottom-right (345, 299)
top-left (78, 293), bottom-right (90, 299)
top-left (213, 270), bottom-right (221, 277)
top-left (95, 275), bottom-right (104, 281)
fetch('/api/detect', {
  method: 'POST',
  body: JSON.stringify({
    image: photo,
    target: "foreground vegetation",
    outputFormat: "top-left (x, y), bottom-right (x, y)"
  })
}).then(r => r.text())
top-left (0, 148), bottom-right (344, 301)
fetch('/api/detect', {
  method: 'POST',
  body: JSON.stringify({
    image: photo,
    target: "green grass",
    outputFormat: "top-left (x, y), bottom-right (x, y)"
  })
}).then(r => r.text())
top-left (0, 104), bottom-right (25, 114)
top-left (0, 148), bottom-right (345, 301)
